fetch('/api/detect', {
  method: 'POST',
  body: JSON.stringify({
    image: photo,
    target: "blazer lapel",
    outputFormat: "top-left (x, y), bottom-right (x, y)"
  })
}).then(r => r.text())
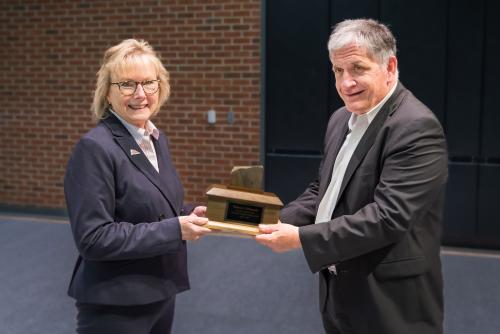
top-left (153, 134), bottom-right (183, 215)
top-left (102, 114), bottom-right (180, 215)
top-left (336, 82), bottom-right (407, 203)
top-left (318, 111), bottom-right (351, 201)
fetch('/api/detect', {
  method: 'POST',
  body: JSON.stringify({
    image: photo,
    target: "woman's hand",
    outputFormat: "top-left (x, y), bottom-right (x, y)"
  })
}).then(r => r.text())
top-left (191, 206), bottom-right (207, 217)
top-left (178, 215), bottom-right (211, 241)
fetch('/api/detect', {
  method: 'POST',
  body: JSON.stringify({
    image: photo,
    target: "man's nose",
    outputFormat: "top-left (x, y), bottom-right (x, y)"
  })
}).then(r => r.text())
top-left (341, 73), bottom-right (356, 89)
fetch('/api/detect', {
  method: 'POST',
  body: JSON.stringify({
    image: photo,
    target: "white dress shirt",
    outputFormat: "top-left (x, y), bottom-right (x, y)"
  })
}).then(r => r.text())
top-left (110, 110), bottom-right (160, 173)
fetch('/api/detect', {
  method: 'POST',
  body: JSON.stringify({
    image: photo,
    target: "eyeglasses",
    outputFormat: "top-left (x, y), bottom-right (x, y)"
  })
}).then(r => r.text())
top-left (110, 79), bottom-right (160, 96)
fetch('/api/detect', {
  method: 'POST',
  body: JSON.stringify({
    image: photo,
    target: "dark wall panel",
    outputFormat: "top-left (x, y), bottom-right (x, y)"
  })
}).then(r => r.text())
top-left (330, 0), bottom-right (379, 21)
top-left (266, 155), bottom-right (321, 205)
top-left (380, 0), bottom-right (447, 123)
top-left (477, 165), bottom-right (500, 236)
top-left (265, 0), bottom-right (331, 153)
top-left (446, 0), bottom-right (484, 157)
top-left (443, 163), bottom-right (477, 239)
top-left (482, 1), bottom-right (500, 159)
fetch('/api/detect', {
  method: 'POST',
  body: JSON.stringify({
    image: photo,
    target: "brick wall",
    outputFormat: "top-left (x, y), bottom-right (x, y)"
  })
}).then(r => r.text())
top-left (0, 0), bottom-right (261, 210)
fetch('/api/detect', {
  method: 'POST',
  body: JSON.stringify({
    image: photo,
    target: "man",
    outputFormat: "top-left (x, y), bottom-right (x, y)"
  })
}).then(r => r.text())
top-left (256, 19), bottom-right (448, 334)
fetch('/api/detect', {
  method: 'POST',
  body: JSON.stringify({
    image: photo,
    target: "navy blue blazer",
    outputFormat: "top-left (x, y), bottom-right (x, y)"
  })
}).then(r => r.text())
top-left (64, 113), bottom-right (191, 306)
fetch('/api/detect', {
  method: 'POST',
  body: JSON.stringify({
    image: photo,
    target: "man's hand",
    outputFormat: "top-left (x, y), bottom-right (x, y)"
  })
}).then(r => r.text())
top-left (255, 221), bottom-right (301, 253)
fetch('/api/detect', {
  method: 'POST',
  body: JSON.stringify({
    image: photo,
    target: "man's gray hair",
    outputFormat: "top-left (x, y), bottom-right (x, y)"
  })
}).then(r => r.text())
top-left (327, 19), bottom-right (397, 65)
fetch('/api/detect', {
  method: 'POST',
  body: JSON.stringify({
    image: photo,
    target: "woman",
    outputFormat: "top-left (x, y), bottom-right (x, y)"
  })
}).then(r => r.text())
top-left (64, 39), bottom-right (211, 334)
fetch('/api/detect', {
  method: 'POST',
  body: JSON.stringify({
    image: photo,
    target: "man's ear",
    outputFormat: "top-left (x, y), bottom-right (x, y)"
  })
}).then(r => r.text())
top-left (387, 55), bottom-right (398, 81)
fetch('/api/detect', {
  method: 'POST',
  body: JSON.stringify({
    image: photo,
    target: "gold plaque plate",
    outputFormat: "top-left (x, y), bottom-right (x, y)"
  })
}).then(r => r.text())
top-left (205, 184), bottom-right (283, 237)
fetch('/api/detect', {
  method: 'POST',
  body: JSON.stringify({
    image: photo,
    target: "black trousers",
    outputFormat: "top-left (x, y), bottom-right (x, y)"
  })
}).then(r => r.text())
top-left (75, 296), bottom-right (175, 334)
top-left (321, 271), bottom-right (355, 334)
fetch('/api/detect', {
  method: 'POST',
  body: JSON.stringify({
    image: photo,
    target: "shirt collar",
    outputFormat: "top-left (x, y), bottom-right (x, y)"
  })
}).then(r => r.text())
top-left (110, 109), bottom-right (159, 140)
top-left (348, 82), bottom-right (398, 130)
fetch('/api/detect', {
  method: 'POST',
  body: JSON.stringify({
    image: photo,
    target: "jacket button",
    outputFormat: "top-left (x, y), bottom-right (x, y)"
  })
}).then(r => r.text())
top-left (158, 214), bottom-right (166, 220)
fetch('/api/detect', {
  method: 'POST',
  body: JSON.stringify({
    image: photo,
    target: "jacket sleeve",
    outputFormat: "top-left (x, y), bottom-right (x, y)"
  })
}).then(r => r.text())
top-left (279, 175), bottom-right (320, 227)
top-left (181, 203), bottom-right (197, 215)
top-left (64, 136), bottom-right (183, 261)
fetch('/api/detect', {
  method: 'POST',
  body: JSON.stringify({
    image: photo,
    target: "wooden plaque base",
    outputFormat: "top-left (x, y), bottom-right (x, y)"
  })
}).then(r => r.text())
top-left (205, 221), bottom-right (260, 236)
top-left (205, 185), bottom-right (283, 236)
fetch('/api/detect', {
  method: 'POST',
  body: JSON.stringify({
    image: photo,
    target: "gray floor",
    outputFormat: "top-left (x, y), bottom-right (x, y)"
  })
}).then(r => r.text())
top-left (0, 215), bottom-right (499, 333)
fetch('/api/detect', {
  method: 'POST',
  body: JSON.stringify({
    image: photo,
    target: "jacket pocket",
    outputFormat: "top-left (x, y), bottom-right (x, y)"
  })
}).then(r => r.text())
top-left (373, 256), bottom-right (428, 280)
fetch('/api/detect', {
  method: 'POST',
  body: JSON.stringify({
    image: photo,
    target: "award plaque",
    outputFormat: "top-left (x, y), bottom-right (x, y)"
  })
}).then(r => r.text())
top-left (205, 185), bottom-right (283, 235)
top-left (205, 166), bottom-right (283, 236)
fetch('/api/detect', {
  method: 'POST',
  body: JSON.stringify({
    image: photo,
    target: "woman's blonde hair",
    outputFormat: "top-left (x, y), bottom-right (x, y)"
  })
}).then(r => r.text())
top-left (92, 39), bottom-right (170, 120)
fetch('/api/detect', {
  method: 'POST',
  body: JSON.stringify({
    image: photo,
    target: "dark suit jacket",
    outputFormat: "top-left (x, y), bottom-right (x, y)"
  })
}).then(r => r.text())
top-left (64, 113), bottom-right (192, 306)
top-left (280, 83), bottom-right (448, 334)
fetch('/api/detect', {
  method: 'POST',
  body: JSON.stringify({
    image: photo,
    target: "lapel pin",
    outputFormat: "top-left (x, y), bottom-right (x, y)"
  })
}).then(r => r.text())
top-left (130, 149), bottom-right (141, 156)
